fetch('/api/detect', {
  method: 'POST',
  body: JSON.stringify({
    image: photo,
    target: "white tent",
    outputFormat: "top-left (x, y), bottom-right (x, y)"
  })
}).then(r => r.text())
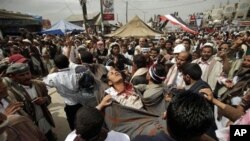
top-left (42, 20), bottom-right (84, 35)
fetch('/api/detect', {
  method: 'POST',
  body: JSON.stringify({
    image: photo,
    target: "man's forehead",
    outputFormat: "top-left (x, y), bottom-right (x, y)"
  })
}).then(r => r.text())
top-left (245, 55), bottom-right (250, 59)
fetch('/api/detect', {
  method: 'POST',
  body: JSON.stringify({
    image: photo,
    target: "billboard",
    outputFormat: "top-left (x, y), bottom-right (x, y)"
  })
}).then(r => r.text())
top-left (102, 0), bottom-right (114, 21)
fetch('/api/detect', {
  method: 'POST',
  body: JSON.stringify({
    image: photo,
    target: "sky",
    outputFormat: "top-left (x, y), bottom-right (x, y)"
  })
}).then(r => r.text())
top-left (0, 0), bottom-right (241, 24)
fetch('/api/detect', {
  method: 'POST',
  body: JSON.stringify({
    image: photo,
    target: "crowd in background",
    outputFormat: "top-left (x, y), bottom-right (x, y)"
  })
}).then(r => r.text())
top-left (0, 29), bottom-right (250, 141)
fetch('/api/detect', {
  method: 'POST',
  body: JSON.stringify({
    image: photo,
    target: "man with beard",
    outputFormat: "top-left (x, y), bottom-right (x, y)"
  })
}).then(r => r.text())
top-left (192, 43), bottom-right (223, 91)
top-left (95, 40), bottom-right (108, 64)
top-left (182, 63), bottom-right (210, 93)
top-left (164, 51), bottom-right (192, 89)
top-left (211, 54), bottom-right (250, 130)
top-left (134, 38), bottom-right (147, 55)
top-left (219, 54), bottom-right (250, 105)
top-left (181, 63), bottom-right (218, 140)
top-left (3, 63), bottom-right (56, 141)
top-left (182, 38), bottom-right (192, 53)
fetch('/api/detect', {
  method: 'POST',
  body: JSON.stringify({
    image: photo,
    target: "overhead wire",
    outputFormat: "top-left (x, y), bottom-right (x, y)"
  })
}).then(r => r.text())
top-left (128, 0), bottom-right (206, 11)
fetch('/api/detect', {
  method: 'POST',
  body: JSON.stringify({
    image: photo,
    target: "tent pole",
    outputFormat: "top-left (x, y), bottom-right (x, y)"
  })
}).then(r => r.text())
top-left (100, 0), bottom-right (104, 35)
top-left (80, 0), bottom-right (89, 36)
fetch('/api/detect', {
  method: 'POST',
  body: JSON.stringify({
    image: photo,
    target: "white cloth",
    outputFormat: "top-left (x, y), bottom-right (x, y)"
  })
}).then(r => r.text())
top-left (134, 45), bottom-right (141, 55)
top-left (176, 71), bottom-right (185, 88)
top-left (65, 130), bottom-right (130, 141)
top-left (22, 85), bottom-right (51, 134)
top-left (0, 99), bottom-right (9, 113)
top-left (196, 58), bottom-right (211, 80)
top-left (164, 64), bottom-right (185, 89)
top-left (0, 48), bottom-right (4, 61)
top-left (122, 52), bottom-right (133, 73)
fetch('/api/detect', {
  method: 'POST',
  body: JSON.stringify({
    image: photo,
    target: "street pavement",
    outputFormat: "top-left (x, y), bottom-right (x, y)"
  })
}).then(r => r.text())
top-left (48, 88), bottom-right (70, 141)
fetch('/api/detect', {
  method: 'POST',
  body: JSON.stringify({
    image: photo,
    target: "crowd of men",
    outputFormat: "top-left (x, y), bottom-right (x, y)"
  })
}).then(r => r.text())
top-left (0, 29), bottom-right (250, 141)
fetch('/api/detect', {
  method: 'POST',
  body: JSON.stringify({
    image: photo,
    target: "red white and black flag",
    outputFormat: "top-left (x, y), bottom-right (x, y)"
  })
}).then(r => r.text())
top-left (163, 14), bottom-right (198, 34)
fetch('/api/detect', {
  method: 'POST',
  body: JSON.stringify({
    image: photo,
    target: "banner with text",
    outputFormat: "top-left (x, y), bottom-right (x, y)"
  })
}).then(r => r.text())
top-left (102, 0), bottom-right (114, 21)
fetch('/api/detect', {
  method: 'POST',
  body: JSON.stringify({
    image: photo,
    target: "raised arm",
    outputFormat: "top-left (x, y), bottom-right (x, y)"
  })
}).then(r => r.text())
top-left (199, 88), bottom-right (245, 122)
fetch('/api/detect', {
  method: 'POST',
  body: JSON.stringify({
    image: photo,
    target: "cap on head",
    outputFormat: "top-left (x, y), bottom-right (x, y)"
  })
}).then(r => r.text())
top-left (203, 42), bottom-right (214, 47)
top-left (6, 63), bottom-right (30, 74)
top-left (9, 54), bottom-right (27, 63)
top-left (173, 44), bottom-right (186, 54)
top-left (110, 42), bottom-right (119, 48)
top-left (22, 39), bottom-right (31, 44)
top-left (175, 39), bottom-right (182, 44)
top-left (33, 39), bottom-right (39, 44)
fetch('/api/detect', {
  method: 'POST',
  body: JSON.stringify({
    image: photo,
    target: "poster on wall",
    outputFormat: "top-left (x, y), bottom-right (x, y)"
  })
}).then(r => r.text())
top-left (102, 0), bottom-right (114, 21)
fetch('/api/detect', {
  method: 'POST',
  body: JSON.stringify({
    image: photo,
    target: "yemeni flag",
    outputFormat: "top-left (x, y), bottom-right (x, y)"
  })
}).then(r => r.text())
top-left (161, 14), bottom-right (198, 34)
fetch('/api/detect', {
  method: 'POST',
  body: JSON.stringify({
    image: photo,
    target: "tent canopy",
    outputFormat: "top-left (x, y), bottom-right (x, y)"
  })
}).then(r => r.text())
top-left (42, 20), bottom-right (84, 35)
top-left (106, 16), bottom-right (162, 37)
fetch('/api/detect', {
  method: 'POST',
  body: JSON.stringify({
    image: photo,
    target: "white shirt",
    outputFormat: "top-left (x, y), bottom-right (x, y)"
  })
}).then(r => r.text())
top-left (65, 130), bottom-right (130, 141)
top-left (43, 63), bottom-right (88, 105)
top-left (22, 84), bottom-right (51, 134)
top-left (134, 45), bottom-right (141, 55)
top-left (175, 71), bottom-right (185, 89)
top-left (196, 57), bottom-right (212, 81)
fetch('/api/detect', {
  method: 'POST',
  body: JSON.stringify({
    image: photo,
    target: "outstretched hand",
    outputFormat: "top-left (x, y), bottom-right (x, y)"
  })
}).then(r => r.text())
top-left (96, 95), bottom-right (112, 110)
top-left (199, 88), bottom-right (214, 102)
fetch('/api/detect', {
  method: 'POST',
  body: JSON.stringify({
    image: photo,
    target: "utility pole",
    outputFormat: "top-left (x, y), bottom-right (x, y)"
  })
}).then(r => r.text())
top-left (100, 0), bottom-right (104, 35)
top-left (116, 13), bottom-right (119, 22)
top-left (126, 1), bottom-right (128, 23)
top-left (143, 11), bottom-right (147, 22)
top-left (79, 0), bottom-right (88, 35)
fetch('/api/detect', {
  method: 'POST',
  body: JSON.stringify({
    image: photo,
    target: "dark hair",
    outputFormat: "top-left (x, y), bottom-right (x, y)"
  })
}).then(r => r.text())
top-left (133, 54), bottom-right (147, 69)
top-left (182, 63), bottom-right (202, 81)
top-left (193, 50), bottom-right (200, 56)
top-left (75, 106), bottom-right (104, 140)
top-left (165, 40), bottom-right (173, 45)
top-left (246, 31), bottom-right (250, 37)
top-left (80, 51), bottom-right (94, 64)
top-left (219, 42), bottom-right (231, 48)
top-left (54, 54), bottom-right (69, 69)
top-left (110, 44), bottom-right (120, 55)
top-left (182, 38), bottom-right (191, 45)
top-left (167, 91), bottom-right (214, 141)
top-left (150, 48), bottom-right (160, 54)
top-left (78, 71), bottom-right (95, 92)
top-left (185, 52), bottom-right (193, 63)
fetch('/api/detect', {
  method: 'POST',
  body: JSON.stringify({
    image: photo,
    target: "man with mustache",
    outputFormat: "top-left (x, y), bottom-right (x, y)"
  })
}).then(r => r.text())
top-left (192, 43), bottom-right (223, 91)
top-left (2, 63), bottom-right (56, 141)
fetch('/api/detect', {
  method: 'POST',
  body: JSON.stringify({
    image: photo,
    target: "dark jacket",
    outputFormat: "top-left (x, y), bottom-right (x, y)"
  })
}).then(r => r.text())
top-left (132, 131), bottom-right (175, 141)
top-left (189, 79), bottom-right (211, 93)
top-left (3, 78), bottom-right (55, 127)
